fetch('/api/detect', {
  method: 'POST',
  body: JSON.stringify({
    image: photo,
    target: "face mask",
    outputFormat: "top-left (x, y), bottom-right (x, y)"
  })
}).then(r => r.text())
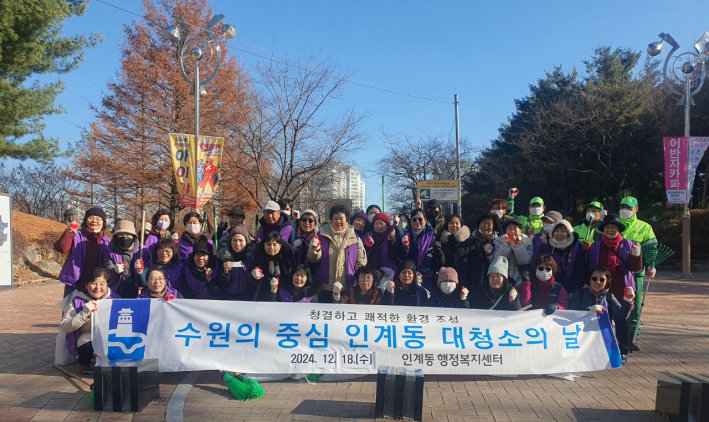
top-left (529, 207), bottom-right (543, 216)
top-left (543, 224), bottom-right (553, 233)
top-left (400, 222), bottom-right (407, 229)
top-left (440, 282), bottom-right (456, 295)
top-left (282, 210), bottom-right (291, 216)
top-left (536, 269), bottom-right (552, 282)
top-left (115, 236), bottom-right (133, 249)
top-left (620, 209), bottom-right (634, 219)
top-left (186, 224), bottom-right (201, 234)
top-left (586, 212), bottom-right (596, 222)
top-left (491, 210), bottom-right (504, 219)
top-left (426, 211), bottom-right (440, 221)
top-left (157, 220), bottom-right (170, 230)
top-left (368, 214), bottom-right (375, 223)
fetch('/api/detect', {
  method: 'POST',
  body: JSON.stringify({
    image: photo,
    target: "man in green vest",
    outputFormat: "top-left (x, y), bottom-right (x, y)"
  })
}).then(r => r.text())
top-left (574, 201), bottom-right (605, 250)
top-left (518, 197), bottom-right (545, 235)
top-left (619, 196), bottom-right (657, 351)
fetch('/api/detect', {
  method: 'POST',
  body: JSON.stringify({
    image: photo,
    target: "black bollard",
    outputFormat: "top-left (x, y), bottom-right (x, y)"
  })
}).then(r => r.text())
top-left (655, 372), bottom-right (709, 422)
top-left (375, 366), bottom-right (424, 421)
top-left (94, 359), bottom-right (160, 412)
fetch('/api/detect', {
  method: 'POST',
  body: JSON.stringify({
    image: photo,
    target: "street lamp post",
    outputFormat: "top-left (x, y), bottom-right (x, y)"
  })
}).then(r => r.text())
top-left (648, 32), bottom-right (709, 278)
top-left (165, 14), bottom-right (236, 208)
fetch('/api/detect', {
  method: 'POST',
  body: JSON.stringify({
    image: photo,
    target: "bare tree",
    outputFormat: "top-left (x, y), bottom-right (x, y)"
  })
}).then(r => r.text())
top-left (223, 54), bottom-right (368, 206)
top-left (2, 163), bottom-right (77, 221)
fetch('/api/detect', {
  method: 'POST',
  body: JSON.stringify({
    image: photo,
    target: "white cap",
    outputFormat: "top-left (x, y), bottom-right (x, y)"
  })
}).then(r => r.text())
top-left (487, 256), bottom-right (508, 278)
top-left (263, 201), bottom-right (280, 212)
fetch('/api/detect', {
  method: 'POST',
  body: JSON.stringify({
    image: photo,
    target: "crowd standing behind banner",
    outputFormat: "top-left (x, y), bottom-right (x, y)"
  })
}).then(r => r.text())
top-left (56, 190), bottom-right (655, 373)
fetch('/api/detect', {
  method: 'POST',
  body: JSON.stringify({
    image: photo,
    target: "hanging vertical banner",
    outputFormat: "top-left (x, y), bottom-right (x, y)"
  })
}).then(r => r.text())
top-left (169, 133), bottom-right (224, 209)
top-left (663, 137), bottom-right (688, 204)
top-left (687, 137), bottom-right (709, 197)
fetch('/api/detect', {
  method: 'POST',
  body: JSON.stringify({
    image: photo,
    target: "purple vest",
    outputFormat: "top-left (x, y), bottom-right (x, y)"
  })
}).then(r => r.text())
top-left (315, 236), bottom-right (359, 287)
top-left (218, 260), bottom-right (249, 295)
top-left (144, 234), bottom-right (159, 256)
top-left (184, 268), bottom-right (216, 299)
top-left (65, 292), bottom-right (119, 357)
top-left (258, 223), bottom-right (293, 245)
top-left (59, 231), bottom-right (111, 287)
top-left (178, 237), bottom-right (214, 262)
top-left (278, 289), bottom-right (315, 303)
top-left (137, 284), bottom-right (178, 299)
top-left (410, 229), bottom-right (435, 277)
top-left (99, 245), bottom-right (124, 293)
top-left (539, 241), bottom-right (581, 283)
top-left (376, 241), bottom-right (397, 274)
top-left (589, 239), bottom-right (636, 290)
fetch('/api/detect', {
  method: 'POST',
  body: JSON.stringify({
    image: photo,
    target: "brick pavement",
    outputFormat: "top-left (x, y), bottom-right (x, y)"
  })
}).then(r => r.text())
top-left (0, 276), bottom-right (707, 421)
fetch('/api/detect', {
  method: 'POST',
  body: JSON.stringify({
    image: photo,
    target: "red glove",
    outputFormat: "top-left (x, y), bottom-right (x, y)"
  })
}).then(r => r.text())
top-left (623, 286), bottom-right (635, 303)
top-left (589, 304), bottom-right (606, 314)
top-left (508, 188), bottom-right (519, 197)
top-left (165, 294), bottom-right (176, 302)
top-left (252, 267), bottom-right (263, 280)
top-left (365, 235), bottom-right (374, 247)
top-left (69, 221), bottom-right (80, 232)
top-left (310, 234), bottom-right (321, 250)
top-left (171, 233), bottom-right (179, 243)
top-left (391, 215), bottom-right (400, 226)
top-left (134, 258), bottom-right (144, 273)
top-left (433, 241), bottom-right (442, 250)
top-left (508, 287), bottom-right (517, 302)
top-left (460, 287), bottom-right (469, 300)
top-left (402, 234), bottom-right (410, 247)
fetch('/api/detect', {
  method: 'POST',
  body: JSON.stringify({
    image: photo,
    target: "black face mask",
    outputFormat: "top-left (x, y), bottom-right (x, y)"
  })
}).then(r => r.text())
top-left (426, 211), bottom-right (440, 221)
top-left (115, 236), bottom-right (134, 250)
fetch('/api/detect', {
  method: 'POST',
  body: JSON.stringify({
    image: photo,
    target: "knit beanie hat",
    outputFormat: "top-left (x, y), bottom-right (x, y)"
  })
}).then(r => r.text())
top-left (84, 206), bottom-right (106, 222)
top-left (193, 235), bottom-right (212, 255)
top-left (543, 211), bottom-right (563, 223)
top-left (488, 256), bottom-right (509, 277)
top-left (437, 267), bottom-right (459, 286)
top-left (301, 209), bottom-right (319, 224)
top-left (229, 225), bottom-right (251, 246)
top-left (350, 210), bottom-right (367, 224)
top-left (372, 212), bottom-right (390, 226)
top-left (397, 260), bottom-right (417, 276)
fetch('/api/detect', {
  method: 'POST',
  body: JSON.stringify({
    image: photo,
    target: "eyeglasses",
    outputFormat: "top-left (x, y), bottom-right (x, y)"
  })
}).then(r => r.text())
top-left (411, 217), bottom-right (424, 223)
top-left (147, 277), bottom-right (165, 282)
top-left (157, 249), bottom-right (172, 254)
top-left (536, 267), bottom-right (552, 272)
top-left (358, 275), bottom-right (374, 281)
top-left (591, 276), bottom-right (607, 282)
top-left (301, 218), bottom-right (315, 223)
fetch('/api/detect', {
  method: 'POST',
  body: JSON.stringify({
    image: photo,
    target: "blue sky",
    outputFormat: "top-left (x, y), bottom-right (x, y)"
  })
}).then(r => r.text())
top-left (30, 0), bottom-right (709, 208)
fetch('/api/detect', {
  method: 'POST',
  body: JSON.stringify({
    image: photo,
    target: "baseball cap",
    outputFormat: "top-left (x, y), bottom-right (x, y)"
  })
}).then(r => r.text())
top-left (584, 201), bottom-right (604, 211)
top-left (620, 196), bottom-right (638, 208)
top-left (529, 197), bottom-right (544, 206)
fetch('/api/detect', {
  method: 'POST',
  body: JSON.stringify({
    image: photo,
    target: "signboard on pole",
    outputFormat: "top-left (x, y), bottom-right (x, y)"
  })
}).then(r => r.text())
top-left (663, 137), bottom-right (688, 204)
top-left (417, 180), bottom-right (460, 202)
top-left (169, 133), bottom-right (224, 209)
top-left (0, 194), bottom-right (11, 290)
top-left (688, 137), bottom-right (709, 196)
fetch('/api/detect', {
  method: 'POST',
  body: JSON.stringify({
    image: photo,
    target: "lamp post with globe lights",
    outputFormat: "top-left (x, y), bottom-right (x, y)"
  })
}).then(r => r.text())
top-left (647, 32), bottom-right (709, 278)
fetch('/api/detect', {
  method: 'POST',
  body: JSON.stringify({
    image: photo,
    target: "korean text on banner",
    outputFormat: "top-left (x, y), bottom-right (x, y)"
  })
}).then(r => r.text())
top-left (663, 137), bottom-right (688, 205)
top-left (169, 133), bottom-right (224, 208)
top-left (688, 137), bottom-right (709, 196)
top-left (92, 301), bottom-right (621, 375)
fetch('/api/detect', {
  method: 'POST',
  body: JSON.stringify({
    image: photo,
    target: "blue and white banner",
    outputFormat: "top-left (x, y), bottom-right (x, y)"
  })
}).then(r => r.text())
top-left (92, 300), bottom-right (621, 374)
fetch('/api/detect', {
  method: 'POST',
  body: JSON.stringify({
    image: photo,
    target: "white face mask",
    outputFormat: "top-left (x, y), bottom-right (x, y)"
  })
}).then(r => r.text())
top-left (157, 220), bottom-right (170, 230)
top-left (282, 210), bottom-right (291, 215)
top-left (491, 210), bottom-right (504, 219)
top-left (543, 224), bottom-right (553, 232)
top-left (620, 209), bottom-right (634, 220)
top-left (368, 214), bottom-right (375, 223)
top-left (586, 212), bottom-right (596, 222)
top-left (440, 282), bottom-right (456, 295)
top-left (536, 269), bottom-right (552, 282)
top-left (186, 224), bottom-right (201, 234)
top-left (529, 207), bottom-right (543, 216)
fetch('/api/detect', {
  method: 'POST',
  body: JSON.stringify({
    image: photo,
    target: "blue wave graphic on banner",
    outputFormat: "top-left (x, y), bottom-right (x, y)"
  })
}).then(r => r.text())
top-left (598, 300), bottom-right (622, 368)
top-left (107, 299), bottom-right (151, 360)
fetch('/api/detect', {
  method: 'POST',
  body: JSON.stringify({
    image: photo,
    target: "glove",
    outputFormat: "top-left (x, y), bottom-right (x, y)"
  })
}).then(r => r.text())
top-left (165, 294), bottom-right (176, 302)
top-left (581, 241), bottom-right (592, 251)
top-left (293, 210), bottom-right (300, 220)
top-left (251, 267), bottom-right (263, 280)
top-left (115, 263), bottom-right (126, 274)
top-left (293, 239), bottom-right (302, 251)
top-left (270, 277), bottom-right (279, 294)
top-left (631, 242), bottom-right (641, 257)
top-left (171, 233), bottom-right (179, 243)
top-left (384, 280), bottom-right (395, 294)
top-left (144, 222), bottom-right (153, 232)
top-left (69, 221), bottom-right (80, 233)
top-left (134, 258), bottom-right (144, 274)
top-left (508, 287), bottom-right (517, 302)
top-left (415, 272), bottom-right (423, 286)
top-left (460, 287), bottom-right (469, 300)
top-left (647, 267), bottom-right (656, 279)
top-left (544, 303), bottom-right (559, 316)
top-left (387, 231), bottom-right (396, 241)
top-left (83, 302), bottom-right (97, 314)
top-left (508, 188), bottom-right (519, 198)
top-left (483, 243), bottom-right (493, 255)
top-left (433, 241), bottom-right (442, 251)
top-left (623, 286), bottom-right (635, 303)
top-left (364, 235), bottom-right (374, 247)
top-left (402, 234), bottom-right (410, 247)
top-left (333, 281), bottom-right (343, 300)
top-left (392, 214), bottom-right (400, 226)
top-left (599, 210), bottom-right (607, 221)
top-left (589, 304), bottom-right (606, 314)
top-left (310, 235), bottom-right (321, 251)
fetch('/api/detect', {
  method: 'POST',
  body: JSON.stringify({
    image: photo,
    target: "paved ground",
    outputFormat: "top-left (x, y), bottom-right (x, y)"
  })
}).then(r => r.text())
top-left (0, 272), bottom-right (707, 422)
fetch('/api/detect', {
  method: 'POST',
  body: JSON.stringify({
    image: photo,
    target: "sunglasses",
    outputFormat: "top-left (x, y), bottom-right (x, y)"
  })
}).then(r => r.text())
top-left (536, 267), bottom-right (552, 272)
top-left (300, 218), bottom-right (315, 223)
top-left (591, 276), bottom-right (607, 282)
top-left (411, 217), bottom-right (424, 223)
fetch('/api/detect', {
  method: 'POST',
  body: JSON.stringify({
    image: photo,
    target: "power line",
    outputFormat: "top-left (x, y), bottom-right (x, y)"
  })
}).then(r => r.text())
top-left (95, 0), bottom-right (142, 17)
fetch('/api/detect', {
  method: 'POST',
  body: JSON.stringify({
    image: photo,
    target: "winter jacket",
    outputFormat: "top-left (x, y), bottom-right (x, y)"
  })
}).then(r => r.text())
top-left (427, 286), bottom-right (470, 308)
top-left (519, 278), bottom-right (569, 310)
top-left (568, 285), bottom-right (632, 324)
top-left (258, 271), bottom-right (323, 303)
top-left (471, 280), bottom-right (521, 311)
top-left (399, 223), bottom-right (439, 284)
top-left (308, 224), bottom-right (366, 290)
top-left (212, 248), bottom-right (250, 300)
top-left (393, 284), bottom-right (429, 307)
top-left (620, 215), bottom-right (657, 272)
top-left (363, 227), bottom-right (402, 274)
top-left (439, 226), bottom-right (485, 289)
top-left (100, 237), bottom-right (139, 295)
top-left (257, 212), bottom-right (295, 246)
top-left (337, 285), bottom-right (394, 305)
top-left (247, 242), bottom-right (297, 299)
top-left (56, 229), bottom-right (110, 288)
top-left (60, 288), bottom-right (119, 357)
top-left (176, 258), bottom-right (217, 300)
top-left (574, 223), bottom-right (602, 242)
top-left (588, 236), bottom-right (642, 302)
top-left (518, 214), bottom-right (544, 235)
top-left (178, 232), bottom-right (214, 263)
top-left (492, 234), bottom-right (533, 286)
top-left (535, 235), bottom-right (586, 294)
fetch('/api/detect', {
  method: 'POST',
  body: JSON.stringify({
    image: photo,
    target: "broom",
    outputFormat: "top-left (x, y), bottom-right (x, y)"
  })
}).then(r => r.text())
top-left (220, 371), bottom-right (264, 401)
top-left (633, 243), bottom-right (674, 346)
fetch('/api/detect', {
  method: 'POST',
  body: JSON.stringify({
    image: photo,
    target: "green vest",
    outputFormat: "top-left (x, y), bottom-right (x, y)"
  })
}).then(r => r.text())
top-left (519, 214), bottom-right (544, 234)
top-left (621, 215), bottom-right (657, 269)
top-left (574, 223), bottom-right (602, 242)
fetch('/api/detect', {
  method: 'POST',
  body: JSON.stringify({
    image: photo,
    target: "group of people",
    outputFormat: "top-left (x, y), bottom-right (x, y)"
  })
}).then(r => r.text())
top-left (56, 191), bottom-right (657, 372)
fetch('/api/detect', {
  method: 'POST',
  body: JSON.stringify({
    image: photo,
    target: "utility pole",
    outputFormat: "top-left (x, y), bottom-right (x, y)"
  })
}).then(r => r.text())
top-left (381, 175), bottom-right (385, 213)
top-left (454, 94), bottom-right (462, 215)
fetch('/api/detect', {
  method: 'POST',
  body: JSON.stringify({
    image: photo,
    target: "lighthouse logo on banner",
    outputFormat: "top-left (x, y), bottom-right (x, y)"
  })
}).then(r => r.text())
top-left (106, 300), bottom-right (150, 360)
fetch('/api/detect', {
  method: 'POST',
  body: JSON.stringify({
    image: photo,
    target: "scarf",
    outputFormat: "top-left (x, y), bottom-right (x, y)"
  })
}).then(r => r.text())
top-left (156, 228), bottom-right (171, 239)
top-left (260, 215), bottom-right (281, 236)
top-left (473, 228), bottom-right (496, 246)
top-left (532, 276), bottom-right (555, 309)
top-left (412, 228), bottom-right (423, 243)
top-left (368, 230), bottom-right (388, 270)
top-left (601, 234), bottom-right (623, 273)
top-left (549, 235), bottom-right (574, 250)
top-left (330, 226), bottom-right (346, 248)
top-left (349, 286), bottom-right (379, 304)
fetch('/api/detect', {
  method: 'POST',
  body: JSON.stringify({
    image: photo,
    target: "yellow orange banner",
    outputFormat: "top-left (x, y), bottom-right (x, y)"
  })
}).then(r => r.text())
top-left (169, 133), bottom-right (224, 209)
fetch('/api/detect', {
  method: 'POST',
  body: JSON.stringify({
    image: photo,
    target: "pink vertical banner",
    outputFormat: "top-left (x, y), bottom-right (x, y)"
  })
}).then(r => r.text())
top-left (663, 137), bottom-right (688, 204)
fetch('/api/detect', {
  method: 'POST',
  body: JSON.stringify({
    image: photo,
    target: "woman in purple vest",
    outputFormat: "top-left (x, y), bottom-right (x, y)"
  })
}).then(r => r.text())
top-left (134, 238), bottom-right (183, 291)
top-left (176, 236), bottom-right (216, 299)
top-left (212, 226), bottom-right (253, 300)
top-left (59, 268), bottom-right (119, 373)
top-left (258, 264), bottom-right (322, 303)
top-left (142, 209), bottom-right (177, 256)
top-left (349, 210), bottom-right (368, 240)
top-left (398, 208), bottom-right (440, 292)
top-left (362, 212), bottom-right (402, 277)
top-left (534, 220), bottom-right (586, 295)
top-left (178, 212), bottom-right (214, 262)
top-left (55, 206), bottom-right (111, 297)
top-left (246, 231), bottom-right (296, 300)
top-left (292, 209), bottom-right (320, 267)
top-left (308, 205), bottom-right (367, 303)
top-left (100, 220), bottom-right (139, 297)
top-left (137, 267), bottom-right (182, 300)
